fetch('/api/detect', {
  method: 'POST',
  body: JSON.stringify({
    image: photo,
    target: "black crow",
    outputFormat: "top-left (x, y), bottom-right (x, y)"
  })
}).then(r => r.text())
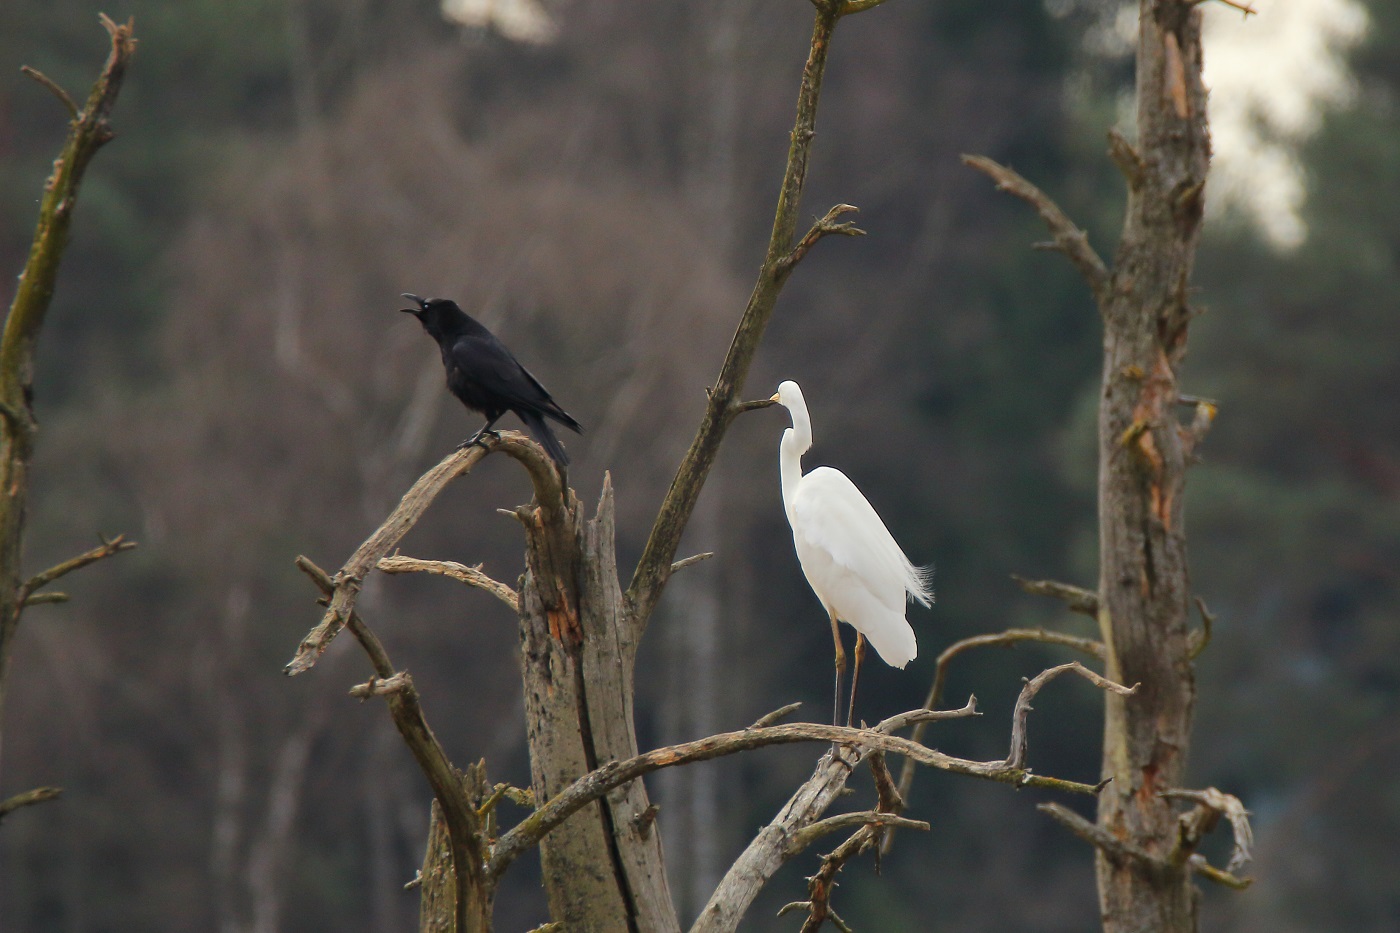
top-left (401, 294), bottom-right (582, 466)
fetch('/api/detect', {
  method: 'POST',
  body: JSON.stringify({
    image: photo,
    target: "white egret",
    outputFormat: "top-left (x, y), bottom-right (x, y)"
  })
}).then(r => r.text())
top-left (770, 380), bottom-right (933, 727)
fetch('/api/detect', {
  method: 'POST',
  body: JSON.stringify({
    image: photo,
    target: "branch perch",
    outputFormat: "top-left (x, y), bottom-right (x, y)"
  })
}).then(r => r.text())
top-left (691, 662), bottom-right (1130, 932)
top-left (891, 628), bottom-right (1105, 835)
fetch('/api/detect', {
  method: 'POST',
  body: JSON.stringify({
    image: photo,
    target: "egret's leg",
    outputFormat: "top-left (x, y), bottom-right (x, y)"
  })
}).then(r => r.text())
top-left (829, 611), bottom-right (846, 729)
top-left (458, 415), bottom-right (503, 452)
top-left (845, 634), bottom-right (867, 728)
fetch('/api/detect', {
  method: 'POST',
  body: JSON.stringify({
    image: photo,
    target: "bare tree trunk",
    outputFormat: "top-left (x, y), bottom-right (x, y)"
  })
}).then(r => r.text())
top-left (1095, 2), bottom-right (1211, 930)
top-left (516, 479), bottom-right (679, 932)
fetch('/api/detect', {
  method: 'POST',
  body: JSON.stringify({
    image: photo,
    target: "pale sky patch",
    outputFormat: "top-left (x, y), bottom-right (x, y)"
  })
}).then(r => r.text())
top-left (441, 0), bottom-right (558, 45)
top-left (1203, 0), bottom-right (1368, 248)
top-left (1080, 0), bottom-right (1368, 249)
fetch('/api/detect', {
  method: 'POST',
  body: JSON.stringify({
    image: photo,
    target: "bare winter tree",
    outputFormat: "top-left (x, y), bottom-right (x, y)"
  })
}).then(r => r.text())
top-left (0, 17), bottom-right (137, 825)
top-left (289, 1), bottom-right (1253, 931)
top-left (957, 0), bottom-right (1255, 930)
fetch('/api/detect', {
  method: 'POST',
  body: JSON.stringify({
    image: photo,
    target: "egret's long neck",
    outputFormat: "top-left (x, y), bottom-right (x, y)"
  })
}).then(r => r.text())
top-left (779, 405), bottom-right (812, 521)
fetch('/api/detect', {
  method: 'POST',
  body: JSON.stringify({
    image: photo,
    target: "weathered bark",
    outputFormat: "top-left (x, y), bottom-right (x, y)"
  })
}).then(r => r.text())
top-left (517, 473), bottom-right (679, 932)
top-left (419, 802), bottom-right (458, 933)
top-left (1095, 2), bottom-right (1211, 930)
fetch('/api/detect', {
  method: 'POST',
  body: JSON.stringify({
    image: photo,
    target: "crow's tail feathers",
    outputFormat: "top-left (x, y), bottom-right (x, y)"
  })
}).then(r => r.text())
top-left (520, 410), bottom-right (571, 467)
top-left (544, 401), bottom-right (583, 435)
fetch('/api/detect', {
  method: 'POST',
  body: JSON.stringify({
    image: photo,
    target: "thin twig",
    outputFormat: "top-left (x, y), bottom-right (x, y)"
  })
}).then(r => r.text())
top-left (730, 397), bottom-right (779, 417)
top-left (788, 811), bottom-right (927, 853)
top-left (1188, 854), bottom-right (1253, 889)
top-left (0, 786), bottom-right (62, 822)
top-left (1180, 397), bottom-right (1218, 462)
top-left (750, 702), bottom-right (804, 729)
top-left (377, 555), bottom-right (519, 610)
top-left (779, 204), bottom-right (866, 273)
top-left (349, 672), bottom-right (412, 698)
top-left (22, 591), bottom-right (68, 607)
top-left (1007, 662), bottom-right (1137, 770)
top-left (1010, 574), bottom-right (1101, 617)
top-left (1188, 595), bottom-right (1214, 660)
top-left (1107, 128), bottom-right (1145, 188)
top-left (962, 153), bottom-right (1110, 305)
top-left (796, 751), bottom-right (910, 932)
top-left (1038, 802), bottom-right (1156, 865)
top-left (20, 67), bottom-right (78, 120)
top-left (17, 534), bottom-right (137, 609)
top-left (294, 556), bottom-right (490, 925)
top-left (669, 552), bottom-right (715, 574)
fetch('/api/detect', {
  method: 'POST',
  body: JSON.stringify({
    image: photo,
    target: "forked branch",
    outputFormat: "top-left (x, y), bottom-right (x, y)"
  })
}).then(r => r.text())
top-left (17, 534), bottom-right (137, 612)
top-left (891, 628), bottom-right (1106, 823)
top-left (695, 665), bottom-right (1132, 933)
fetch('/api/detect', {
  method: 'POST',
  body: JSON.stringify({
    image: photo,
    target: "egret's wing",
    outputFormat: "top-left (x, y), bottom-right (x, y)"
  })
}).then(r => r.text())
top-left (791, 467), bottom-right (931, 609)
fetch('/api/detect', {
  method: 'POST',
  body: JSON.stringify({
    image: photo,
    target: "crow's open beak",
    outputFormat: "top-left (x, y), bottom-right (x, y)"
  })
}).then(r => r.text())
top-left (400, 292), bottom-right (425, 313)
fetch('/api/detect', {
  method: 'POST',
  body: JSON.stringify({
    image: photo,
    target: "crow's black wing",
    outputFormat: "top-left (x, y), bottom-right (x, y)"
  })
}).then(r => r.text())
top-left (449, 332), bottom-right (581, 432)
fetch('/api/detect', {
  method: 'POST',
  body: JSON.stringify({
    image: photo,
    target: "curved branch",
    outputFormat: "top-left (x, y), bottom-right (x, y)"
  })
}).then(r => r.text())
top-left (377, 555), bottom-right (519, 610)
top-left (496, 665), bottom-right (1130, 886)
top-left (892, 628), bottom-right (1105, 812)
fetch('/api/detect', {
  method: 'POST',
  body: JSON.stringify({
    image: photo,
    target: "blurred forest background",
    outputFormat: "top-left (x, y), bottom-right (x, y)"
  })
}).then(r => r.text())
top-left (2, 0), bottom-right (1397, 930)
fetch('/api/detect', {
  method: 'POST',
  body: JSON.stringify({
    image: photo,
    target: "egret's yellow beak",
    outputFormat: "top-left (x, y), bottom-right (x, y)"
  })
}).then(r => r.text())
top-left (769, 392), bottom-right (781, 402)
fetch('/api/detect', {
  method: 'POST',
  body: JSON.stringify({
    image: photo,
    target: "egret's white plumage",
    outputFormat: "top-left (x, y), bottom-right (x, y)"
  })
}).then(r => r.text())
top-left (771, 380), bottom-right (932, 723)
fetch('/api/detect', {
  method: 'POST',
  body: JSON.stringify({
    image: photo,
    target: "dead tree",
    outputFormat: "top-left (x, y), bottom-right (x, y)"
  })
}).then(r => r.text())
top-left (289, 1), bottom-right (1252, 931)
top-left (960, 1), bottom-right (1254, 930)
top-left (0, 17), bottom-right (138, 820)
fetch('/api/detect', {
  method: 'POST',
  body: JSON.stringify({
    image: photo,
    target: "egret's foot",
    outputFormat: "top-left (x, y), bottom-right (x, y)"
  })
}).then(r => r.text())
top-left (456, 430), bottom-right (501, 452)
